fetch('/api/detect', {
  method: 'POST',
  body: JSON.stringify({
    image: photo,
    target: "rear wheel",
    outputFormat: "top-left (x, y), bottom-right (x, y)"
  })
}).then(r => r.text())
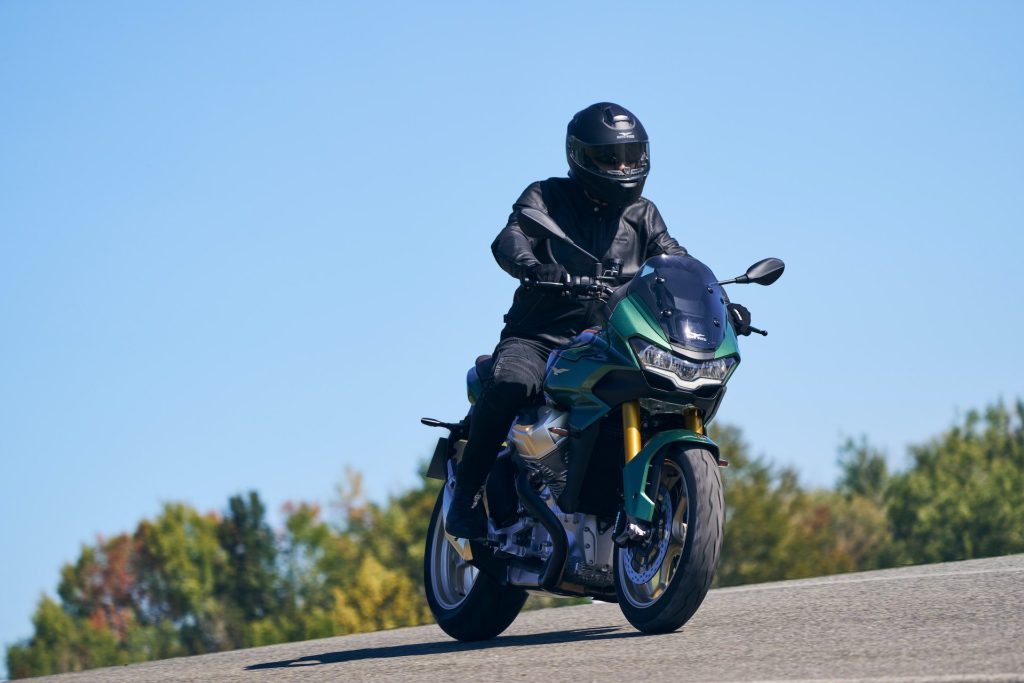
top-left (614, 447), bottom-right (723, 633)
top-left (424, 489), bottom-right (527, 641)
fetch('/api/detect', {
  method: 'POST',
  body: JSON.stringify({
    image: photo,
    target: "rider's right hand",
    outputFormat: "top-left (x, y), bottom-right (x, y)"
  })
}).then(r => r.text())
top-left (727, 302), bottom-right (753, 336)
top-left (529, 263), bottom-right (569, 284)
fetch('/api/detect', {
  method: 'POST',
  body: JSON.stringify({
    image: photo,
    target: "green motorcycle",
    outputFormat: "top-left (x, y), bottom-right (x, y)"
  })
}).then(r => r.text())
top-left (422, 208), bottom-right (784, 639)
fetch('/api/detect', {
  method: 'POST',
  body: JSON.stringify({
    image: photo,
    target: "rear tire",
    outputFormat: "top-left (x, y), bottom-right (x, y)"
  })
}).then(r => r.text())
top-left (614, 446), bottom-right (723, 633)
top-left (424, 489), bottom-right (527, 641)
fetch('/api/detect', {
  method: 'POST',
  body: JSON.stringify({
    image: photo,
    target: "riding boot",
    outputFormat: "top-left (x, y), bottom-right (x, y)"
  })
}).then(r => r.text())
top-left (445, 487), bottom-right (487, 540)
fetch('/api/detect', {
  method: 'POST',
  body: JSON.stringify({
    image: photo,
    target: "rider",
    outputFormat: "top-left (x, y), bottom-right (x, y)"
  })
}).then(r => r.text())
top-left (445, 102), bottom-right (752, 540)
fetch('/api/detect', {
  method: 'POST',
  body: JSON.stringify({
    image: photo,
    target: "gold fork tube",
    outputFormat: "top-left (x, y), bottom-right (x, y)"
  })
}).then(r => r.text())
top-left (623, 400), bottom-right (642, 462)
top-left (683, 407), bottom-right (705, 435)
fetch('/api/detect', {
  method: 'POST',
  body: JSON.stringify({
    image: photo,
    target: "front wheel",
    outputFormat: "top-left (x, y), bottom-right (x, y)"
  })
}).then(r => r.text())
top-left (614, 446), bottom-right (724, 633)
top-left (424, 489), bottom-right (527, 641)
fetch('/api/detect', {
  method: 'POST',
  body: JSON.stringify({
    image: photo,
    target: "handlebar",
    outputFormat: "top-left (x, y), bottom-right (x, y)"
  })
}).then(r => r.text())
top-left (523, 274), bottom-right (771, 337)
top-left (521, 274), bottom-right (617, 298)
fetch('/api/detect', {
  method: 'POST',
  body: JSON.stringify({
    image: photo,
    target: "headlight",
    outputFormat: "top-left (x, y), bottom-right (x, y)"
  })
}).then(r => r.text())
top-left (629, 339), bottom-right (737, 389)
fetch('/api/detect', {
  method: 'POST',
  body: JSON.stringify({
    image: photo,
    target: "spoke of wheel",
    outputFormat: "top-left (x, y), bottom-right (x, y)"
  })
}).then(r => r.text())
top-left (432, 512), bottom-right (478, 609)
top-left (458, 562), bottom-right (473, 595)
top-left (444, 551), bottom-right (456, 598)
top-left (659, 545), bottom-right (681, 592)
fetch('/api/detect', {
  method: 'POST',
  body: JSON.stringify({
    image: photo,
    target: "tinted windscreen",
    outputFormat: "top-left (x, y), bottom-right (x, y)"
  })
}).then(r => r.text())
top-left (623, 255), bottom-right (727, 352)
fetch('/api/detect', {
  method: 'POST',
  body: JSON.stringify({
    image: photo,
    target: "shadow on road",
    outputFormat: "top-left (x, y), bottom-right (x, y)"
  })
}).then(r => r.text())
top-left (246, 626), bottom-right (645, 670)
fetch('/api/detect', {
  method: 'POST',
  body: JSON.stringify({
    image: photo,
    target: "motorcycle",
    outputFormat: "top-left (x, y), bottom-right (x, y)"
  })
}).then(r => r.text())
top-left (421, 207), bottom-right (784, 639)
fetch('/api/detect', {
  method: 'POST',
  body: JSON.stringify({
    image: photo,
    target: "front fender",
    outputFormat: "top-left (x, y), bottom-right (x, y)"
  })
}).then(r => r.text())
top-left (623, 429), bottom-right (720, 521)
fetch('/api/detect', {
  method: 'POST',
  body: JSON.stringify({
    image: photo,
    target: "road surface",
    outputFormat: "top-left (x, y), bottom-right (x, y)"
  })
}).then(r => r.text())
top-left (31, 554), bottom-right (1024, 682)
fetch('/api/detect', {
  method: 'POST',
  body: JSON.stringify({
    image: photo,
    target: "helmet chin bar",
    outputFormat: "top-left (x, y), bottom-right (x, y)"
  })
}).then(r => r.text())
top-left (569, 168), bottom-right (646, 207)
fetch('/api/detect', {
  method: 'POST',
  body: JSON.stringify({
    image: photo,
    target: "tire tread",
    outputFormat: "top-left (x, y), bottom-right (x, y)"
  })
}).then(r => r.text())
top-left (615, 447), bottom-right (724, 633)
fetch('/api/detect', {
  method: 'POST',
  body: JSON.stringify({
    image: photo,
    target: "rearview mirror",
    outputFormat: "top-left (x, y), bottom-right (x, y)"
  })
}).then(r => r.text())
top-left (518, 208), bottom-right (601, 264)
top-left (744, 258), bottom-right (785, 285)
top-left (718, 258), bottom-right (785, 286)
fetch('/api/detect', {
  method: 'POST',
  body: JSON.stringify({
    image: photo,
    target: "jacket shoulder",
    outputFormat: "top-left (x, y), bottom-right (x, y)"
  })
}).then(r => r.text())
top-left (632, 195), bottom-right (658, 212)
top-left (515, 177), bottom-right (573, 208)
top-left (625, 195), bottom-right (661, 226)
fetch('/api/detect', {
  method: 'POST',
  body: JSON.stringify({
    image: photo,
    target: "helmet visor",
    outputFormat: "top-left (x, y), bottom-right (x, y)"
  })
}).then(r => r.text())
top-left (569, 137), bottom-right (650, 180)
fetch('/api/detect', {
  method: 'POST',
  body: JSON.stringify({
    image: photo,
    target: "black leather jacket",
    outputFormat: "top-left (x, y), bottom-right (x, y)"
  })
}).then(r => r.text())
top-left (493, 177), bottom-right (688, 345)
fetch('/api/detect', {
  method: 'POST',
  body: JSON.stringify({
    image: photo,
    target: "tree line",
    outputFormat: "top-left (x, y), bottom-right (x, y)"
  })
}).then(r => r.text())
top-left (7, 399), bottom-right (1023, 678)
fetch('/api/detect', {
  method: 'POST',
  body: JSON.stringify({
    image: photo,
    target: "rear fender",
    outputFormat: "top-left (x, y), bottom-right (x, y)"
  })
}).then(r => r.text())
top-left (623, 430), bottom-right (720, 521)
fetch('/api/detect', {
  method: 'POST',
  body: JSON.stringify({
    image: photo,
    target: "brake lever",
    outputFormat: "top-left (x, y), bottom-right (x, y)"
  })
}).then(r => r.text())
top-left (748, 326), bottom-right (768, 336)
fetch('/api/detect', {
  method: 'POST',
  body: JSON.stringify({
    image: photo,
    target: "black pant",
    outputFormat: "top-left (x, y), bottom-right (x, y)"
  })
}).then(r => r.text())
top-left (456, 336), bottom-right (557, 493)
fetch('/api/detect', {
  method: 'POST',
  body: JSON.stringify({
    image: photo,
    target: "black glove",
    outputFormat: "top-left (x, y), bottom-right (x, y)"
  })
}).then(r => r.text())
top-left (728, 303), bottom-right (752, 336)
top-left (529, 263), bottom-right (569, 284)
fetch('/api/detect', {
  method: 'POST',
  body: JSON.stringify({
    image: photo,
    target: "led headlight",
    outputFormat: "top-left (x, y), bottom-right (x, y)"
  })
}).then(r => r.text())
top-left (629, 339), bottom-right (737, 389)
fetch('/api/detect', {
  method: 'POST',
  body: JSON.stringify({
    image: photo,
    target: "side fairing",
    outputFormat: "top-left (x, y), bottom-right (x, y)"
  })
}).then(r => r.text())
top-left (544, 330), bottom-right (639, 433)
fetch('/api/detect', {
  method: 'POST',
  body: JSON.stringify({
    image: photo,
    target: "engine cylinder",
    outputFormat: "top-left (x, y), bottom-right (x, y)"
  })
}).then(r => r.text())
top-left (508, 406), bottom-right (570, 496)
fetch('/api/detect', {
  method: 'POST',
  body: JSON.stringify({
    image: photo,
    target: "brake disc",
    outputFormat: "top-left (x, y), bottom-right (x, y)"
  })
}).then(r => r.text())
top-left (624, 492), bottom-right (672, 584)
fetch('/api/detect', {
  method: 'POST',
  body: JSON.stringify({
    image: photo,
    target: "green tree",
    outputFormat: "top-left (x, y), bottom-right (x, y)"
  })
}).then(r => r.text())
top-left (714, 424), bottom-right (893, 585)
top-left (714, 424), bottom-right (805, 585)
top-left (274, 501), bottom-right (349, 641)
top-left (133, 503), bottom-right (231, 654)
top-left (56, 533), bottom-right (137, 642)
top-left (887, 400), bottom-right (1024, 563)
top-left (833, 436), bottom-right (896, 569)
top-left (5, 596), bottom-right (125, 678)
top-left (215, 491), bottom-right (279, 645)
top-left (837, 436), bottom-right (890, 505)
top-left (334, 466), bottom-right (441, 621)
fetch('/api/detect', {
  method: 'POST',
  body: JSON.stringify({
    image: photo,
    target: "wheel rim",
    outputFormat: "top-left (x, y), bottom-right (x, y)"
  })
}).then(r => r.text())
top-left (430, 506), bottom-right (480, 610)
top-left (618, 458), bottom-right (688, 608)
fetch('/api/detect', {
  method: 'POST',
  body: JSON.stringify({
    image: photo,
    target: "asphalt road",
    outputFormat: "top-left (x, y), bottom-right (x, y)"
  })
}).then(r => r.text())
top-left (31, 555), bottom-right (1024, 682)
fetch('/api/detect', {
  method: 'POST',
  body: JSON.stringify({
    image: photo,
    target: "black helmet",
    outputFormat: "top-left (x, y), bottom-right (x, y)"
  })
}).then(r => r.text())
top-left (566, 102), bottom-right (650, 206)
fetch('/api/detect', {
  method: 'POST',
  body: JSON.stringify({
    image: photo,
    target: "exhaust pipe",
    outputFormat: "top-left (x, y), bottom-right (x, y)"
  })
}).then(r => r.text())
top-left (515, 468), bottom-right (568, 590)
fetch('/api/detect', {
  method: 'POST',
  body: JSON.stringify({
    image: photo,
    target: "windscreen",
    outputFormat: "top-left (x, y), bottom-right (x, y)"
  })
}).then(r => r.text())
top-left (623, 255), bottom-right (727, 352)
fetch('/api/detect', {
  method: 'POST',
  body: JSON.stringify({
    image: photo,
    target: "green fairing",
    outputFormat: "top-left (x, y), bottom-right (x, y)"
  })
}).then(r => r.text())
top-left (609, 294), bottom-right (670, 348)
top-left (546, 294), bottom-right (668, 432)
top-left (545, 331), bottom-right (639, 433)
top-left (716, 324), bottom-right (740, 360)
top-left (623, 429), bottom-right (720, 520)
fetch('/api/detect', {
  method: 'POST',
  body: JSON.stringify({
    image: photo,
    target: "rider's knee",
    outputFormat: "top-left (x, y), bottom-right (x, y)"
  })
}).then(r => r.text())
top-left (484, 377), bottom-right (535, 406)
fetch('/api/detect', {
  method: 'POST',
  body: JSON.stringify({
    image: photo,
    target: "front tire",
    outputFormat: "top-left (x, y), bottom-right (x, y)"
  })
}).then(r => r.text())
top-left (614, 446), bottom-right (724, 633)
top-left (424, 489), bottom-right (527, 641)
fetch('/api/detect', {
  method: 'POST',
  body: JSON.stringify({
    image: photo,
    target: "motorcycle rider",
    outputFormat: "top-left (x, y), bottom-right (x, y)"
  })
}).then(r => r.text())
top-left (445, 102), bottom-right (752, 540)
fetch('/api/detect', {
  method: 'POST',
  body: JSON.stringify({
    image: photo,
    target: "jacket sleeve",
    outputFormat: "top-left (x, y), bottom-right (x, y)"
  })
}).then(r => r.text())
top-left (643, 201), bottom-right (688, 258)
top-left (491, 182), bottom-right (548, 280)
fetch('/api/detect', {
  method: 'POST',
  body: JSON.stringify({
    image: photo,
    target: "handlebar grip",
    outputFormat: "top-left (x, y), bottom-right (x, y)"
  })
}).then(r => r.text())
top-left (521, 276), bottom-right (613, 298)
top-left (522, 278), bottom-right (569, 291)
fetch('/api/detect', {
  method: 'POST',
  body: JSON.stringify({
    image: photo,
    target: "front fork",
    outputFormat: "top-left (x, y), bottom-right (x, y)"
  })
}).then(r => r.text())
top-left (616, 401), bottom-right (705, 543)
top-left (621, 400), bottom-right (705, 461)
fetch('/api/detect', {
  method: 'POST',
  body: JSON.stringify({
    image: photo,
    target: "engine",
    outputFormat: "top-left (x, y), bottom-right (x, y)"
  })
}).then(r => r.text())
top-left (507, 405), bottom-right (570, 496)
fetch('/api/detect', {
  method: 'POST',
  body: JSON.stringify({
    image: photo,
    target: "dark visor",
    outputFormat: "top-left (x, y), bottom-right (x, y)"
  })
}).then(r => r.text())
top-left (570, 137), bottom-right (650, 178)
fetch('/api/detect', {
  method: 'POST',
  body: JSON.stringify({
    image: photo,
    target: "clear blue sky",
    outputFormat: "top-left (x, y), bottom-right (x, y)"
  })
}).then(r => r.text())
top-left (2, 0), bottom-right (1022, 669)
